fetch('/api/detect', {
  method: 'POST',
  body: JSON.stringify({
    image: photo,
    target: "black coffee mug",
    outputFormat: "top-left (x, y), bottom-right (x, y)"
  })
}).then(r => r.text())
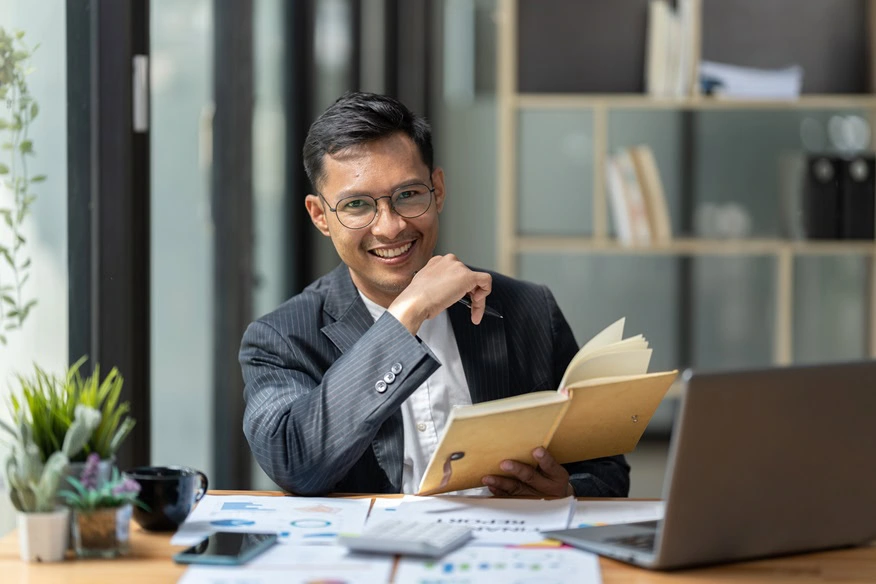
top-left (123, 466), bottom-right (208, 531)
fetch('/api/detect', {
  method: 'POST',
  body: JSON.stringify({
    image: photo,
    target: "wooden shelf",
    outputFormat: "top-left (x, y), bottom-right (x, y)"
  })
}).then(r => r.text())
top-left (515, 94), bottom-right (876, 111)
top-left (515, 237), bottom-right (876, 256)
top-left (497, 0), bottom-right (876, 363)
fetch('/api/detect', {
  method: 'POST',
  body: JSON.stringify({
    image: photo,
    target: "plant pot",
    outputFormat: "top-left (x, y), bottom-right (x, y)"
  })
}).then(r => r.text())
top-left (71, 504), bottom-right (133, 558)
top-left (60, 457), bottom-right (116, 549)
top-left (17, 507), bottom-right (70, 562)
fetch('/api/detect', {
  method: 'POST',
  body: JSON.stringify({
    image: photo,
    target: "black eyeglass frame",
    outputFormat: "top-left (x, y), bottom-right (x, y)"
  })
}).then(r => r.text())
top-left (317, 182), bottom-right (436, 230)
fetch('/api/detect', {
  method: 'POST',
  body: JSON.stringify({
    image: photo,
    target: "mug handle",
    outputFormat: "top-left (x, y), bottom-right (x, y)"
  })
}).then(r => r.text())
top-left (194, 471), bottom-right (209, 502)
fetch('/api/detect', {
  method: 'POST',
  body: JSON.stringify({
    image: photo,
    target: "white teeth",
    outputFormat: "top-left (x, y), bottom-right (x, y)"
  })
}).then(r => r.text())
top-left (373, 242), bottom-right (413, 258)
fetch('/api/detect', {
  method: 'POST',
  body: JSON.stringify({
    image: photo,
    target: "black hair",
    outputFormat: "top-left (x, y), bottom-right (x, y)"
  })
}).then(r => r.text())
top-left (303, 91), bottom-right (434, 191)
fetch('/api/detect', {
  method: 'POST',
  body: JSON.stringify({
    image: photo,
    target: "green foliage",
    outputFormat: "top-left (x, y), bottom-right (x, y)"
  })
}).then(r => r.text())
top-left (59, 461), bottom-right (147, 512)
top-left (0, 27), bottom-right (40, 345)
top-left (7, 357), bottom-right (136, 462)
top-left (1, 405), bottom-right (101, 512)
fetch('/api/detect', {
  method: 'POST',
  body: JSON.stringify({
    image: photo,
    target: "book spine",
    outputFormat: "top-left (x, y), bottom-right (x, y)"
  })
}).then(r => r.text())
top-left (543, 395), bottom-right (573, 450)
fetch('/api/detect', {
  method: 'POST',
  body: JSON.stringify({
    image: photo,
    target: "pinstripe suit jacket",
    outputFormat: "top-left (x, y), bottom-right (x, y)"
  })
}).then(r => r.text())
top-left (240, 264), bottom-right (630, 496)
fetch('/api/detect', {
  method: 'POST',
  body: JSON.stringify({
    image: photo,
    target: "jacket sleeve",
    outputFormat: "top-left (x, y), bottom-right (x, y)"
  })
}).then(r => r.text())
top-left (239, 312), bottom-right (440, 495)
top-left (542, 285), bottom-right (632, 498)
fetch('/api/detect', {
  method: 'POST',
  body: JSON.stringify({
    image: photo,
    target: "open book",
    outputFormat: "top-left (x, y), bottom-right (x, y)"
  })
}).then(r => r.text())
top-left (416, 318), bottom-right (678, 495)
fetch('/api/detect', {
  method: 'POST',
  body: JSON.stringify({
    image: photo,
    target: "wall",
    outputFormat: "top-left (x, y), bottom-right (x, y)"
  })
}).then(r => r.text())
top-left (0, 0), bottom-right (69, 537)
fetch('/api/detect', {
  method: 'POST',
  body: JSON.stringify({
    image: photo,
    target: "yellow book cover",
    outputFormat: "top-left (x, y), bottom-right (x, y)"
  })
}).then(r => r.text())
top-left (416, 319), bottom-right (678, 495)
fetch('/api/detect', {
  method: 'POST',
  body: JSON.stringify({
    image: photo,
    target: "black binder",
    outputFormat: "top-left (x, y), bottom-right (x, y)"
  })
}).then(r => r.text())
top-left (840, 155), bottom-right (876, 240)
top-left (804, 155), bottom-right (842, 239)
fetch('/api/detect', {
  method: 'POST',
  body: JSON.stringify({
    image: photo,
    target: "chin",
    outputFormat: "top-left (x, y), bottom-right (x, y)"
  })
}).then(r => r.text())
top-left (380, 276), bottom-right (413, 296)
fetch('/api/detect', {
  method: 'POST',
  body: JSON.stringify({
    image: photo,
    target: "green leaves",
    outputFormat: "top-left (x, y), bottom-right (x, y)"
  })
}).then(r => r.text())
top-left (8, 358), bottom-right (137, 462)
top-left (0, 26), bottom-right (40, 342)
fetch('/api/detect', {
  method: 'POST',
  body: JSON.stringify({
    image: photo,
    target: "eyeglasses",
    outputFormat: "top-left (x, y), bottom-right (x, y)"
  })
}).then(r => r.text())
top-left (319, 182), bottom-right (436, 229)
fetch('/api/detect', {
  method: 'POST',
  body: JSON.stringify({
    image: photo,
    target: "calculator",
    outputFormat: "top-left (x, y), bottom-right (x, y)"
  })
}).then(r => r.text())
top-left (338, 520), bottom-right (474, 558)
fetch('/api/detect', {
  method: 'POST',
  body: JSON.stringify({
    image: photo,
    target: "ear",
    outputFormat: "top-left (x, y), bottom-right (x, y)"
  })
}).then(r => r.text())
top-left (305, 194), bottom-right (332, 237)
top-left (431, 167), bottom-right (446, 213)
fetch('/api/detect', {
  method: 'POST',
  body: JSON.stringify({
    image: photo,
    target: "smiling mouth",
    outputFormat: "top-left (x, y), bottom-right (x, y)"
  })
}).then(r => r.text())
top-left (370, 241), bottom-right (414, 259)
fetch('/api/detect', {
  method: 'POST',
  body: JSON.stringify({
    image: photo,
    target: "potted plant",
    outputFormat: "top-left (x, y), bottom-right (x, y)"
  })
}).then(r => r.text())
top-left (59, 453), bottom-right (145, 558)
top-left (9, 356), bottom-right (136, 483)
top-left (0, 405), bottom-right (101, 562)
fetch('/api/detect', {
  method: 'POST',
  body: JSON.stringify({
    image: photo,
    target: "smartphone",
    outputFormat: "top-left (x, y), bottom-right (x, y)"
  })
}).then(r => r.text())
top-left (173, 531), bottom-right (279, 565)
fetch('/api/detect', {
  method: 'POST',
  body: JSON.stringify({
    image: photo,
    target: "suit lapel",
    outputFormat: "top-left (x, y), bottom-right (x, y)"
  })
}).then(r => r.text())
top-left (319, 265), bottom-right (405, 491)
top-left (448, 300), bottom-right (510, 404)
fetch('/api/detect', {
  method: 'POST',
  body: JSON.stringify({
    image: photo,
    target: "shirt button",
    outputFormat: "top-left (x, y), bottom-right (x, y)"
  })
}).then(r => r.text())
top-left (375, 380), bottom-right (387, 393)
top-left (391, 363), bottom-right (402, 375)
top-left (383, 372), bottom-right (396, 383)
top-left (416, 422), bottom-right (427, 432)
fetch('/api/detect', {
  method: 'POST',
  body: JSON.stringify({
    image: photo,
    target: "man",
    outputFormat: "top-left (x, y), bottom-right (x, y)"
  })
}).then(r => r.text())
top-left (240, 92), bottom-right (630, 497)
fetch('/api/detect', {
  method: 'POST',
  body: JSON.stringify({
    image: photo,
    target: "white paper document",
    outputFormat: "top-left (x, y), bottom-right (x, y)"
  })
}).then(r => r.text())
top-left (391, 495), bottom-right (576, 544)
top-left (366, 496), bottom-right (404, 524)
top-left (170, 495), bottom-right (371, 546)
top-left (178, 545), bottom-right (393, 584)
top-left (571, 499), bottom-right (665, 528)
top-left (699, 60), bottom-right (803, 100)
top-left (395, 546), bottom-right (602, 584)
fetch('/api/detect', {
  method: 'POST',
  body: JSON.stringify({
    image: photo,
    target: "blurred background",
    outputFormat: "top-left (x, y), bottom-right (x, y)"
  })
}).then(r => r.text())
top-left (1, 0), bottom-right (874, 535)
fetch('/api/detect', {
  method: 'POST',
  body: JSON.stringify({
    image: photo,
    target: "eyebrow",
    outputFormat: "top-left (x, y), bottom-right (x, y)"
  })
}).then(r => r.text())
top-left (334, 179), bottom-right (428, 200)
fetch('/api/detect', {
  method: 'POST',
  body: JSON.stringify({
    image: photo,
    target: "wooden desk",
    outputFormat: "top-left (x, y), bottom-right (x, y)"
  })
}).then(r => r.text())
top-left (2, 491), bottom-right (875, 583)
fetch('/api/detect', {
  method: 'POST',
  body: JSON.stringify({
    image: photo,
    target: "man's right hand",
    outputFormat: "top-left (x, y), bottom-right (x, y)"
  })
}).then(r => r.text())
top-left (388, 254), bottom-right (492, 335)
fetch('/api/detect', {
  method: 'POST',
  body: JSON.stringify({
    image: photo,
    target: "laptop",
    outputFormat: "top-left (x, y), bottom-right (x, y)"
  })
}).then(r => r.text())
top-left (543, 361), bottom-right (876, 570)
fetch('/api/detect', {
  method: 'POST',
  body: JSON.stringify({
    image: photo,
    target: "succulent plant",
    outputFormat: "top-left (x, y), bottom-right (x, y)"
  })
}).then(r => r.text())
top-left (1, 405), bottom-right (101, 512)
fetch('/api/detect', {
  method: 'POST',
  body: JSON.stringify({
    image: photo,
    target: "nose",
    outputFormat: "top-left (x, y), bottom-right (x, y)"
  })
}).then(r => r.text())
top-left (370, 198), bottom-right (406, 238)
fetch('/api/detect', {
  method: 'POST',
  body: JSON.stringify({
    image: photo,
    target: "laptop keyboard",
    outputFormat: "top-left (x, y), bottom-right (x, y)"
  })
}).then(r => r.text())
top-left (604, 532), bottom-right (656, 551)
top-left (603, 522), bottom-right (660, 551)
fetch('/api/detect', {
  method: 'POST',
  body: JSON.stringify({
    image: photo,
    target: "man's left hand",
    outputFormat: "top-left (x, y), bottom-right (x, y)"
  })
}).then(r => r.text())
top-left (481, 447), bottom-right (573, 497)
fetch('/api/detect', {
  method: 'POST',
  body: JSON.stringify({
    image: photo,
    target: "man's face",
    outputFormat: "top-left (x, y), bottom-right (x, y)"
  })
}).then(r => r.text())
top-left (305, 132), bottom-right (445, 307)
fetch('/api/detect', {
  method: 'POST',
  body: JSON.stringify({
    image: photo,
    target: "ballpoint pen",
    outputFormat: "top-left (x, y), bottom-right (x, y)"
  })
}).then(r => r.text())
top-left (457, 296), bottom-right (503, 319)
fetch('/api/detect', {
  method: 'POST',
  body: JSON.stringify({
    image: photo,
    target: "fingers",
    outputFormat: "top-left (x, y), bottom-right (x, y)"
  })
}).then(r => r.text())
top-left (482, 474), bottom-right (533, 497)
top-left (392, 254), bottom-right (490, 333)
top-left (532, 447), bottom-right (568, 483)
top-left (467, 274), bottom-right (492, 325)
top-left (482, 449), bottom-right (571, 498)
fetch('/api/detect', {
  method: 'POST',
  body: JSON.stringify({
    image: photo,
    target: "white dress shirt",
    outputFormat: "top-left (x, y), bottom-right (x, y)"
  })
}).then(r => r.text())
top-left (359, 293), bottom-right (478, 493)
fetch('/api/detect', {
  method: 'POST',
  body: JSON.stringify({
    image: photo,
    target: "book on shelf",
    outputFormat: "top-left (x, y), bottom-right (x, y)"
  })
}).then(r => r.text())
top-left (605, 146), bottom-right (673, 246)
top-left (645, 0), bottom-right (699, 98)
top-left (630, 145), bottom-right (673, 243)
top-left (613, 149), bottom-right (653, 245)
top-left (645, 0), bottom-right (671, 97)
top-left (605, 156), bottom-right (635, 245)
top-left (416, 318), bottom-right (679, 496)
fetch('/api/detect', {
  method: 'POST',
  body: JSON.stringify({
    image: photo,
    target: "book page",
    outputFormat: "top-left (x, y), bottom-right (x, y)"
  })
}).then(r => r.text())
top-left (578, 318), bottom-right (625, 355)
top-left (579, 335), bottom-right (648, 360)
top-left (450, 390), bottom-right (564, 420)
top-left (560, 349), bottom-right (652, 389)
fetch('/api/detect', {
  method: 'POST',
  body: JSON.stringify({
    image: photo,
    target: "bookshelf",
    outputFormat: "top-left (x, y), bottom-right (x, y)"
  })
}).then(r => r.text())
top-left (494, 0), bottom-right (876, 375)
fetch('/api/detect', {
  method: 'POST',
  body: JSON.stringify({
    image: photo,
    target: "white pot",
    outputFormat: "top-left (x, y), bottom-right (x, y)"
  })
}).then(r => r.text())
top-left (17, 507), bottom-right (70, 562)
